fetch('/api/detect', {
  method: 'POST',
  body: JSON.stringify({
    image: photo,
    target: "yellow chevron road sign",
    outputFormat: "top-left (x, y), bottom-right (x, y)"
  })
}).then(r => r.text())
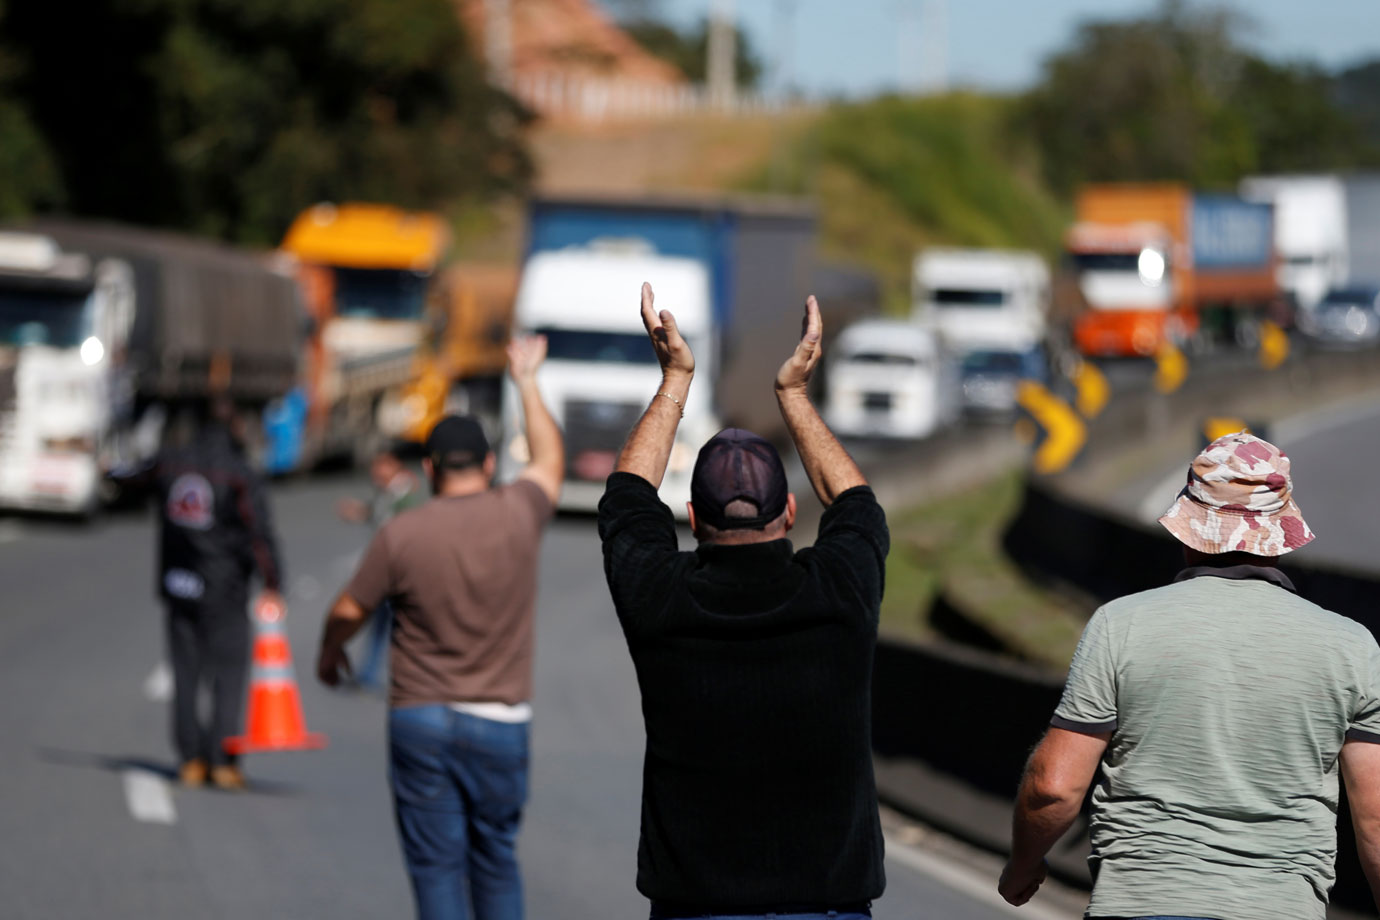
top-left (1016, 381), bottom-right (1086, 475)
top-left (1073, 359), bottom-right (1110, 418)
top-left (1153, 342), bottom-right (1188, 394)
top-left (1259, 320), bottom-right (1290, 370)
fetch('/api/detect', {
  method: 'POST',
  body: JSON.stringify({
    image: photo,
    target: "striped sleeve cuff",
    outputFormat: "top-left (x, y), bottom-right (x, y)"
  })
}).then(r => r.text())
top-left (1347, 728), bottom-right (1380, 745)
top-left (1051, 714), bottom-right (1117, 735)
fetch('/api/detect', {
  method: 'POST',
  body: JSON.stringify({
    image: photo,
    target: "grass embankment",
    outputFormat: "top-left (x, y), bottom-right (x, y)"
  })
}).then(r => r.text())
top-left (882, 472), bottom-right (1089, 670)
top-left (742, 93), bottom-right (1070, 314)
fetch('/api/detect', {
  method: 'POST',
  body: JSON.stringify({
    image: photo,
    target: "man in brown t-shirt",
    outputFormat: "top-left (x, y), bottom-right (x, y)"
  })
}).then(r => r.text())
top-left (316, 336), bottom-right (562, 920)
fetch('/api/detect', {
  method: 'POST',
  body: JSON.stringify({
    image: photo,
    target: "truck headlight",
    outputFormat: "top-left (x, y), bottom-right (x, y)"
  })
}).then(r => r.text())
top-left (80, 336), bottom-right (105, 366)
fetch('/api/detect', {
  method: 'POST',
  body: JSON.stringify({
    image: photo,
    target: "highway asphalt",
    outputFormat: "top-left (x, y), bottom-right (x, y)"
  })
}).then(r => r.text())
top-left (0, 470), bottom-right (1073, 920)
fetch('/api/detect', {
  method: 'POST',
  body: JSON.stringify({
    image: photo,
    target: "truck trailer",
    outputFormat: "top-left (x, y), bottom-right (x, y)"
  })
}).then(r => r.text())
top-left (1, 222), bottom-right (301, 514)
top-left (1065, 184), bottom-right (1279, 358)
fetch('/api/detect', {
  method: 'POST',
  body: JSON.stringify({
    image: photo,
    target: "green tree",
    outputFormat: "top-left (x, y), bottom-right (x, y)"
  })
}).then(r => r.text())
top-left (1019, 2), bottom-right (1255, 193)
top-left (2, 0), bottom-right (531, 243)
top-left (0, 0), bottom-right (61, 217)
top-left (1020, 0), bottom-right (1376, 192)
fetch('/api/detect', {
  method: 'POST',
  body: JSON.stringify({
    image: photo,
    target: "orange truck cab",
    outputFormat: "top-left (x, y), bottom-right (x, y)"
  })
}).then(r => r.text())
top-left (274, 203), bottom-right (450, 467)
top-left (1067, 184), bottom-right (1276, 358)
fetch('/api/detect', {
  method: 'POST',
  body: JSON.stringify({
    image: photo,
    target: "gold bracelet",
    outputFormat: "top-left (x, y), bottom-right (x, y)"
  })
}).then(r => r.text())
top-left (656, 391), bottom-right (684, 418)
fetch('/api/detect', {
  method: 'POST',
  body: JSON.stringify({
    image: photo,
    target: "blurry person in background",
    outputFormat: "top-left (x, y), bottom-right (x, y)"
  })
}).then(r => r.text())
top-left (121, 396), bottom-right (285, 791)
top-left (316, 336), bottom-right (562, 920)
top-left (337, 445), bottom-right (423, 690)
top-left (1001, 432), bottom-right (1380, 918)
top-left (599, 286), bottom-right (888, 919)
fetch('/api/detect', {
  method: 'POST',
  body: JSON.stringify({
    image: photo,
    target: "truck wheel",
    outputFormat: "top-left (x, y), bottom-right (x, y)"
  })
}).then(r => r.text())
top-left (1234, 316), bottom-right (1261, 350)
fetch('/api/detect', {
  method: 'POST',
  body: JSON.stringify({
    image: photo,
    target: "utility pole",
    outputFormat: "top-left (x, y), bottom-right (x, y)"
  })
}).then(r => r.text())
top-left (484, 0), bottom-right (513, 89)
top-left (706, 0), bottom-right (737, 110)
top-left (771, 0), bottom-right (797, 102)
top-left (895, 1), bottom-right (921, 94)
top-left (920, 0), bottom-right (948, 94)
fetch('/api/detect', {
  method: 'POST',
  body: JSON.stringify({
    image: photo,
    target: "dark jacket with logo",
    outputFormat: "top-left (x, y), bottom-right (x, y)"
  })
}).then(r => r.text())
top-left (153, 425), bottom-right (283, 608)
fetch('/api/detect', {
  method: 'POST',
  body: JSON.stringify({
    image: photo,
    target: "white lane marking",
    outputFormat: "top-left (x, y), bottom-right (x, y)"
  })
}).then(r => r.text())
top-left (122, 769), bottom-right (177, 825)
top-left (143, 660), bottom-right (173, 703)
top-left (0, 520), bottom-right (23, 543)
top-left (291, 574), bottom-right (322, 602)
top-left (1270, 392), bottom-right (1380, 448)
top-left (883, 830), bottom-right (1078, 920)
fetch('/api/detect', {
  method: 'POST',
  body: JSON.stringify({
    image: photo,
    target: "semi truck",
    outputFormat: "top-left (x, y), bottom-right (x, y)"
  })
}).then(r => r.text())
top-left (265, 203), bottom-right (449, 472)
top-left (499, 193), bottom-right (825, 514)
top-left (0, 223), bottom-right (300, 514)
top-left (1239, 175), bottom-right (1348, 315)
top-left (912, 248), bottom-right (1050, 414)
top-left (823, 319), bottom-right (959, 439)
top-left (1064, 184), bottom-right (1279, 358)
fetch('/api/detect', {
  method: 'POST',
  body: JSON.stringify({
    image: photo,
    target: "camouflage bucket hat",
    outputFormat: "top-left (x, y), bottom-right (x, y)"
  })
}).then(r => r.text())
top-left (1158, 431), bottom-right (1314, 556)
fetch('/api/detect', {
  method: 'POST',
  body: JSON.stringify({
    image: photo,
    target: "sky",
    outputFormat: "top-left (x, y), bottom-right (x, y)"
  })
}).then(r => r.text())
top-left (597, 0), bottom-right (1380, 96)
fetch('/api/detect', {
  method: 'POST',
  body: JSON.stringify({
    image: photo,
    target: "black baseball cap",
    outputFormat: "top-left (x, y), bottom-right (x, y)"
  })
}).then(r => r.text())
top-left (690, 428), bottom-right (789, 530)
top-left (425, 415), bottom-right (490, 469)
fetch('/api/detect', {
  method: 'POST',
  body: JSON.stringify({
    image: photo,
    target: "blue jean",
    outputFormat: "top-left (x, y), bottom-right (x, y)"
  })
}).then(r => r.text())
top-left (389, 705), bottom-right (530, 920)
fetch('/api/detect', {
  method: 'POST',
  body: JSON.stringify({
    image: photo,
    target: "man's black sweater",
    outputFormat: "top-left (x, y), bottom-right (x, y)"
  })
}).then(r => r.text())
top-left (598, 472), bottom-right (889, 913)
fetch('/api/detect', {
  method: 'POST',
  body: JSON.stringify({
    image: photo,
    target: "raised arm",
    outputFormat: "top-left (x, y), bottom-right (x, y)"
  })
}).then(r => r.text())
top-left (775, 296), bottom-right (865, 506)
top-left (615, 283), bottom-right (695, 488)
top-left (509, 334), bottom-right (564, 505)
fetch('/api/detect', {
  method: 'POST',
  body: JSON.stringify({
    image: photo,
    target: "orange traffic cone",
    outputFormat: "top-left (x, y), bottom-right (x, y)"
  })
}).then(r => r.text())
top-left (224, 596), bottom-right (327, 755)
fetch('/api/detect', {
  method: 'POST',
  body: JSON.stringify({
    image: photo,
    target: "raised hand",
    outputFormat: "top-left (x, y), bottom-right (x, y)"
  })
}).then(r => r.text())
top-left (507, 334), bottom-right (548, 384)
top-left (775, 295), bottom-right (822, 394)
top-left (640, 282), bottom-right (695, 380)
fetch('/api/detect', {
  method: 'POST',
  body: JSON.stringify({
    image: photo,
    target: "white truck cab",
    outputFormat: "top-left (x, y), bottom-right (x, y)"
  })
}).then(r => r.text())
top-left (824, 319), bottom-right (958, 440)
top-left (501, 245), bottom-right (717, 517)
top-left (912, 248), bottom-right (1051, 354)
top-left (0, 233), bottom-right (134, 515)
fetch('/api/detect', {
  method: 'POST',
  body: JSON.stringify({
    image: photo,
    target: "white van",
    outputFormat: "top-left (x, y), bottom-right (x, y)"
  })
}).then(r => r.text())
top-left (824, 319), bottom-right (959, 440)
top-left (501, 246), bottom-right (717, 516)
top-left (912, 248), bottom-right (1050, 354)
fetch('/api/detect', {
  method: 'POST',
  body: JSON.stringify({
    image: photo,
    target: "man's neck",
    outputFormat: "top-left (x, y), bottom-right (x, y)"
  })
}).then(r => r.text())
top-left (436, 473), bottom-right (489, 499)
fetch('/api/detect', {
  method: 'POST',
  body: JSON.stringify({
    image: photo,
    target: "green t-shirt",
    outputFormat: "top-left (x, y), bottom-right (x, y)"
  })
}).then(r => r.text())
top-left (1054, 567), bottom-right (1380, 920)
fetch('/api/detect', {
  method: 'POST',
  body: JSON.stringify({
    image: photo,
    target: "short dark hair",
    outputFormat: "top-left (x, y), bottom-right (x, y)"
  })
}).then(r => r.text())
top-left (695, 498), bottom-right (789, 541)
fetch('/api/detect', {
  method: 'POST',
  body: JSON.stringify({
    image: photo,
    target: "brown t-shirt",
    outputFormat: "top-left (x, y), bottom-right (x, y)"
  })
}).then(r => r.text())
top-left (345, 479), bottom-right (554, 708)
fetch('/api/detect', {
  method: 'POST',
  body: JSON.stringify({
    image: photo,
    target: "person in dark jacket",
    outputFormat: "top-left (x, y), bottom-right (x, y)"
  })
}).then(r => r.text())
top-left (598, 286), bottom-right (888, 919)
top-left (146, 398), bottom-right (285, 790)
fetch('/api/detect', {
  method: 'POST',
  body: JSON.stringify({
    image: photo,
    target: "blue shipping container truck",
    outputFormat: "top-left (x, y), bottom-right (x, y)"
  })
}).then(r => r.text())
top-left (525, 194), bottom-right (824, 439)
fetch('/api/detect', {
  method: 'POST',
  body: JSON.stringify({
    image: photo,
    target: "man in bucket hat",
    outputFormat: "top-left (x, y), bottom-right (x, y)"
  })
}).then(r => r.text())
top-left (598, 285), bottom-right (887, 919)
top-left (1001, 431), bottom-right (1380, 917)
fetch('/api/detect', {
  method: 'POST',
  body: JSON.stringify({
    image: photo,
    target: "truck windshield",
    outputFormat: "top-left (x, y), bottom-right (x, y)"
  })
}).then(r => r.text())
top-left (931, 288), bottom-right (1006, 307)
top-left (962, 351), bottom-right (1025, 375)
top-left (334, 268), bottom-right (429, 320)
top-left (844, 352), bottom-right (921, 367)
top-left (535, 327), bottom-right (659, 365)
top-left (0, 286), bottom-right (92, 348)
top-left (1070, 253), bottom-right (1144, 272)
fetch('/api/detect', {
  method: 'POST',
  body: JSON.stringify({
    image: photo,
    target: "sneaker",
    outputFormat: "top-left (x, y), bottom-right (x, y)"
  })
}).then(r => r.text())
top-left (210, 764), bottom-right (247, 791)
top-left (178, 758), bottom-right (208, 788)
